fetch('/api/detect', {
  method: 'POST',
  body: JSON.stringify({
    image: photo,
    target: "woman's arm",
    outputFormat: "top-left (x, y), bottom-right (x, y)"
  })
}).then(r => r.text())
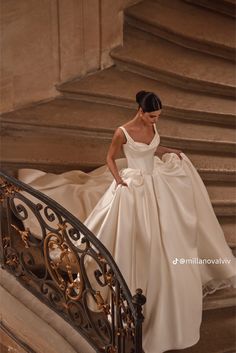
top-left (106, 128), bottom-right (128, 186)
top-left (155, 145), bottom-right (183, 159)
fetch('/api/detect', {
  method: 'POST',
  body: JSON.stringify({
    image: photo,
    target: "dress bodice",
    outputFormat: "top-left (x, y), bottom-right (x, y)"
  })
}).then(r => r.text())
top-left (119, 125), bottom-right (160, 174)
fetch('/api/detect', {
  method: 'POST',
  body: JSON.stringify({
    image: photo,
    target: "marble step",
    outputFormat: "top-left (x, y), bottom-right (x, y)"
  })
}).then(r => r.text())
top-left (206, 183), bottom-right (236, 206)
top-left (1, 125), bottom-right (236, 189)
top-left (157, 120), bottom-right (236, 154)
top-left (207, 183), bottom-right (236, 219)
top-left (213, 201), bottom-right (236, 217)
top-left (1, 98), bottom-right (235, 213)
top-left (184, 0), bottom-right (236, 18)
top-left (111, 25), bottom-right (236, 97)
top-left (125, 0), bottom-right (236, 61)
top-left (203, 287), bottom-right (236, 311)
top-left (183, 151), bottom-right (235, 171)
top-left (168, 306), bottom-right (236, 353)
top-left (1, 98), bottom-right (235, 154)
top-left (58, 67), bottom-right (236, 126)
top-left (219, 217), bottom-right (236, 249)
top-left (1, 128), bottom-right (109, 174)
top-left (1, 135), bottom-right (236, 223)
top-left (1, 129), bottom-right (235, 248)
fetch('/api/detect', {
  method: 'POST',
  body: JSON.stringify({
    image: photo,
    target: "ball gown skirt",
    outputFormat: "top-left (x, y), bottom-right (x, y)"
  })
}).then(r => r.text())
top-left (17, 125), bottom-right (236, 353)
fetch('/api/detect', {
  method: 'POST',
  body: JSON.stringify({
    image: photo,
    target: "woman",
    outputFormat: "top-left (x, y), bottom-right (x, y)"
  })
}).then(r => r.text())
top-left (18, 91), bottom-right (236, 353)
top-left (106, 91), bottom-right (182, 187)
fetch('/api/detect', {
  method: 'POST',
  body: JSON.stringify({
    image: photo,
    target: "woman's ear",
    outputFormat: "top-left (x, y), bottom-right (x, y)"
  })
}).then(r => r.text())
top-left (139, 107), bottom-right (143, 115)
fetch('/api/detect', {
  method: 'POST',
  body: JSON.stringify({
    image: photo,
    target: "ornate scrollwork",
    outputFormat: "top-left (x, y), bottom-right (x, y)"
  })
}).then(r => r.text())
top-left (94, 290), bottom-right (111, 315)
top-left (6, 250), bottom-right (19, 268)
top-left (0, 177), bottom-right (21, 202)
top-left (44, 225), bottom-right (84, 301)
top-left (11, 224), bottom-right (30, 248)
top-left (0, 172), bottom-right (145, 353)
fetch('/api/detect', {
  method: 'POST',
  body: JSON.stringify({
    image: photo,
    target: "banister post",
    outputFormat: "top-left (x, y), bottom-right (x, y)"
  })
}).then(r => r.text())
top-left (132, 288), bottom-right (146, 353)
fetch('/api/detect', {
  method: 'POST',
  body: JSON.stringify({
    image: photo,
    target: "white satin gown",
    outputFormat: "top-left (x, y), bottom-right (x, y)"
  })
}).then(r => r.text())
top-left (18, 124), bottom-right (236, 353)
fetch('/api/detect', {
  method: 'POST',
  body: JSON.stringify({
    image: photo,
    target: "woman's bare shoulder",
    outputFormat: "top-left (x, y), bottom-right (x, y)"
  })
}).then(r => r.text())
top-left (121, 121), bottom-right (136, 132)
top-left (113, 119), bottom-right (135, 142)
top-left (112, 126), bottom-right (126, 143)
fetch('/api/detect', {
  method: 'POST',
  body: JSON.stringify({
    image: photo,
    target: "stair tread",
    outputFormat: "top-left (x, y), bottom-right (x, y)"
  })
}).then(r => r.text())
top-left (58, 67), bottom-right (236, 120)
top-left (0, 98), bottom-right (131, 133)
top-left (206, 184), bottom-right (236, 202)
top-left (220, 221), bottom-right (236, 246)
top-left (157, 119), bottom-right (236, 144)
top-left (185, 0), bottom-right (236, 17)
top-left (111, 25), bottom-right (235, 90)
top-left (186, 0), bottom-right (236, 7)
top-left (1, 98), bottom-right (236, 145)
top-left (168, 306), bottom-right (236, 353)
top-left (203, 286), bottom-right (236, 310)
top-left (1, 131), bottom-right (109, 170)
top-left (183, 151), bottom-right (235, 170)
top-left (125, 0), bottom-right (236, 51)
top-left (2, 128), bottom-right (236, 173)
top-left (2, 130), bottom-right (235, 243)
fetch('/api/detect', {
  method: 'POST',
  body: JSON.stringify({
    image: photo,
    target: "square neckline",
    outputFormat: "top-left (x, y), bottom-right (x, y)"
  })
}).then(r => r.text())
top-left (120, 124), bottom-right (157, 146)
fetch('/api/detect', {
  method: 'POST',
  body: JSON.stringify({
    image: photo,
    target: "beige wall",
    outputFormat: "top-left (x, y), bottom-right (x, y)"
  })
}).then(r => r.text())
top-left (0, 0), bottom-right (141, 113)
top-left (58, 0), bottom-right (101, 81)
top-left (0, 0), bottom-right (59, 113)
top-left (100, 0), bottom-right (139, 69)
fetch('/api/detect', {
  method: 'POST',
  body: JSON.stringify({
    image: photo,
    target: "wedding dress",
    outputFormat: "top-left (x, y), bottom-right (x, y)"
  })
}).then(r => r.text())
top-left (18, 124), bottom-right (236, 353)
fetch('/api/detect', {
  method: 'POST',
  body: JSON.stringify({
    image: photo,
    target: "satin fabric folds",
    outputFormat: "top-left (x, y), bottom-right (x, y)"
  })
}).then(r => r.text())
top-left (18, 124), bottom-right (236, 353)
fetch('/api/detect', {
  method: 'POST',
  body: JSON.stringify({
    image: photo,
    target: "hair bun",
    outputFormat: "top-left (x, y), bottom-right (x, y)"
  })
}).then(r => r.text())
top-left (135, 90), bottom-right (162, 112)
top-left (136, 90), bottom-right (148, 105)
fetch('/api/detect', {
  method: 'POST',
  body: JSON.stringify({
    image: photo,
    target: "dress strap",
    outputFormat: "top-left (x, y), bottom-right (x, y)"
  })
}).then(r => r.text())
top-left (119, 126), bottom-right (131, 143)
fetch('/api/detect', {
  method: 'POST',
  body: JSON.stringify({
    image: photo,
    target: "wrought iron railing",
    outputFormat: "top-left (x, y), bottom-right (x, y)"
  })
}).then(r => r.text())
top-left (0, 171), bottom-right (146, 353)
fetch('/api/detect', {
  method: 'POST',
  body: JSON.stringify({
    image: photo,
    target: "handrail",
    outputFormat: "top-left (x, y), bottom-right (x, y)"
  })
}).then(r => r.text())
top-left (0, 170), bottom-right (146, 353)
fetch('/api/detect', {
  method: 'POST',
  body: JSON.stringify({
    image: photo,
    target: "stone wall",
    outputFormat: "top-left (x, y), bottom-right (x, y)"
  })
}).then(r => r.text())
top-left (0, 0), bottom-right (59, 113)
top-left (0, 0), bottom-right (141, 113)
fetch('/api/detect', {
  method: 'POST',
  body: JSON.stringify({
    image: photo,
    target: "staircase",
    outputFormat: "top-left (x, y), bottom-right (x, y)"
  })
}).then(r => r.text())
top-left (1, 0), bottom-right (236, 352)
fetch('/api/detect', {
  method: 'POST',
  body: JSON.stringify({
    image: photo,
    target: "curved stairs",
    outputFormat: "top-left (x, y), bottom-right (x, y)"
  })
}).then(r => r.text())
top-left (0, 0), bottom-right (236, 351)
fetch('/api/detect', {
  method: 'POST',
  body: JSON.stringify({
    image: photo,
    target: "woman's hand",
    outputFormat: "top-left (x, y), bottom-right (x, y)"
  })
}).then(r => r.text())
top-left (171, 148), bottom-right (183, 159)
top-left (116, 178), bottom-right (128, 187)
top-left (155, 145), bottom-right (183, 159)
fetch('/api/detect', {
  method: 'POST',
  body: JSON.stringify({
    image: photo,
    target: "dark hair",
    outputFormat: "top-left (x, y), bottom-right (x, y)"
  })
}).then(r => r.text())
top-left (136, 90), bottom-right (162, 112)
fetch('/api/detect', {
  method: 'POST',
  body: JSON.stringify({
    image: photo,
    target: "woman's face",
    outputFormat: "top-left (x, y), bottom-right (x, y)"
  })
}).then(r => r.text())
top-left (141, 109), bottom-right (162, 125)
